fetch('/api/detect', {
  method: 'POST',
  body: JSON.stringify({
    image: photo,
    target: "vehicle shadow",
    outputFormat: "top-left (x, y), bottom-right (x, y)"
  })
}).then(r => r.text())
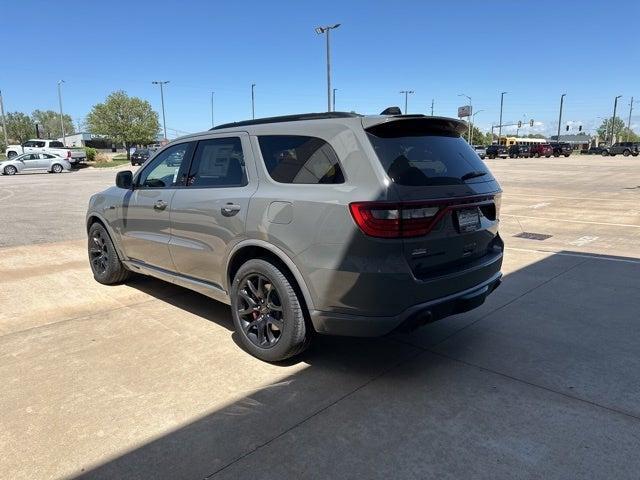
top-left (72, 250), bottom-right (640, 480)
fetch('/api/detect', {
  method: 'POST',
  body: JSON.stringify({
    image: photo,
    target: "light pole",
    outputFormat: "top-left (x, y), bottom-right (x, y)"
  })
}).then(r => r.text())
top-left (459, 93), bottom-right (472, 143)
top-left (315, 24), bottom-right (341, 112)
top-left (152, 81), bottom-right (169, 141)
top-left (57, 80), bottom-right (66, 145)
top-left (0, 89), bottom-right (7, 147)
top-left (399, 90), bottom-right (414, 114)
top-left (471, 109), bottom-right (484, 144)
top-left (498, 92), bottom-right (507, 145)
top-left (333, 88), bottom-right (337, 111)
top-left (610, 95), bottom-right (622, 144)
top-left (556, 93), bottom-right (566, 142)
top-left (430, 98), bottom-right (434, 116)
top-left (211, 92), bottom-right (216, 128)
top-left (251, 83), bottom-right (256, 119)
top-left (626, 97), bottom-right (634, 142)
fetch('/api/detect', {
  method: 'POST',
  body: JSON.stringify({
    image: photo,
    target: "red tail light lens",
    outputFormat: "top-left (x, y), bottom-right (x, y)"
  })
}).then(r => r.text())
top-left (349, 202), bottom-right (440, 238)
top-left (67, 150), bottom-right (72, 158)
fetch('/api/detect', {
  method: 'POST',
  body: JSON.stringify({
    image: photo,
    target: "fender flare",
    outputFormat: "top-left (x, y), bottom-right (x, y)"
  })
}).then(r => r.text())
top-left (86, 212), bottom-right (127, 261)
top-left (225, 239), bottom-right (315, 312)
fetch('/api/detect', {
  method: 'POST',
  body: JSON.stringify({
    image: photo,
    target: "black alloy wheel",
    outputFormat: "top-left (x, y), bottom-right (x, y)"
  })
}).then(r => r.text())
top-left (236, 274), bottom-right (284, 348)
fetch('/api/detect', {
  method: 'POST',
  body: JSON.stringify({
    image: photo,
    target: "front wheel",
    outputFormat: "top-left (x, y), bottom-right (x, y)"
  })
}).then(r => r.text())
top-left (88, 223), bottom-right (131, 284)
top-left (231, 259), bottom-right (310, 362)
top-left (3, 165), bottom-right (17, 175)
top-left (623, 150), bottom-right (630, 157)
top-left (7, 151), bottom-right (18, 159)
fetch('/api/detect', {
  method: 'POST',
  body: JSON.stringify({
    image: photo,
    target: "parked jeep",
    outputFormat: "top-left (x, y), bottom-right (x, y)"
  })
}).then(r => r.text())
top-left (529, 144), bottom-right (553, 158)
top-left (86, 110), bottom-right (503, 361)
top-left (607, 142), bottom-right (639, 157)
top-left (508, 144), bottom-right (530, 158)
top-left (549, 142), bottom-right (572, 157)
top-left (486, 145), bottom-right (508, 159)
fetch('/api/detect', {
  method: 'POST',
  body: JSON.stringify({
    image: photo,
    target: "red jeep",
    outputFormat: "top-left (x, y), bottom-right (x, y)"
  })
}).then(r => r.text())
top-left (530, 144), bottom-right (553, 158)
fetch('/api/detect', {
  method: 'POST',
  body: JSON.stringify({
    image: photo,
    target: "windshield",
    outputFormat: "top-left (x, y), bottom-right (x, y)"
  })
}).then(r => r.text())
top-left (367, 132), bottom-right (493, 186)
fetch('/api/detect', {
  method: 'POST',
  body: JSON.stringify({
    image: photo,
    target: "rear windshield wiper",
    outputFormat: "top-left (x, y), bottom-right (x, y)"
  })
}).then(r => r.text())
top-left (461, 171), bottom-right (487, 181)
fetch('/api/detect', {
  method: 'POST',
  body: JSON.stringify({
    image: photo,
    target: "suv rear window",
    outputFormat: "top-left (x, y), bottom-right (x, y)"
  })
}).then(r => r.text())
top-left (366, 125), bottom-right (492, 186)
top-left (258, 135), bottom-right (344, 184)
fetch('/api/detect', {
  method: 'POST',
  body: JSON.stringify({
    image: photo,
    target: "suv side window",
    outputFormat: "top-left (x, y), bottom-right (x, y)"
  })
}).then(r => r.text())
top-left (258, 135), bottom-right (344, 184)
top-left (137, 143), bottom-right (193, 188)
top-left (49, 141), bottom-right (64, 148)
top-left (23, 141), bottom-right (34, 147)
top-left (187, 137), bottom-right (247, 187)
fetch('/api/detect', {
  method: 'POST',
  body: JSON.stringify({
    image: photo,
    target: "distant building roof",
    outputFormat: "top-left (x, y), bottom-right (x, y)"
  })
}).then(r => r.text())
top-left (550, 134), bottom-right (593, 143)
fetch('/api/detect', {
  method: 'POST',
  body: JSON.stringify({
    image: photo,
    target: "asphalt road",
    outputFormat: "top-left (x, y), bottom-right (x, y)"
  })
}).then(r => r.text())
top-left (1, 156), bottom-right (639, 479)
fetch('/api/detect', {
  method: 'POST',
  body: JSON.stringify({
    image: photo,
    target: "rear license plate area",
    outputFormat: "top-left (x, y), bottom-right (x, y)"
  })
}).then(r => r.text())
top-left (456, 208), bottom-right (481, 233)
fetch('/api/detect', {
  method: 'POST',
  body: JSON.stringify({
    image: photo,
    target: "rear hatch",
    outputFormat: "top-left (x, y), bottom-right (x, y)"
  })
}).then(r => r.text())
top-left (362, 117), bottom-right (502, 281)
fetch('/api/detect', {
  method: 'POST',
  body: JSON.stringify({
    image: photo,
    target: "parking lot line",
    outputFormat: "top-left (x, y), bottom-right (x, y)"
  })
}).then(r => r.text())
top-left (505, 247), bottom-right (640, 264)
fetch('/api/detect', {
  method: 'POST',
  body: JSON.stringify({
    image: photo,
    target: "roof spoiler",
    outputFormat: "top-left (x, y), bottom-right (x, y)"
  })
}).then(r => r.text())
top-left (363, 115), bottom-right (468, 136)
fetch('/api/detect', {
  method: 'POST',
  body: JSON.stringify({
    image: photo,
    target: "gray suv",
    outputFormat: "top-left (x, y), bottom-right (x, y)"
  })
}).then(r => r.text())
top-left (86, 111), bottom-right (503, 361)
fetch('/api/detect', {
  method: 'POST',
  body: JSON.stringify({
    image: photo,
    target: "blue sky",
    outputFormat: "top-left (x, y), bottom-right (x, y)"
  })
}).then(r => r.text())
top-left (3, 0), bottom-right (638, 139)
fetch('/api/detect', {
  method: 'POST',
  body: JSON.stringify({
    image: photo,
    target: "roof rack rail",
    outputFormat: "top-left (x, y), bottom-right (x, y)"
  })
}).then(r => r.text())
top-left (210, 111), bottom-right (361, 130)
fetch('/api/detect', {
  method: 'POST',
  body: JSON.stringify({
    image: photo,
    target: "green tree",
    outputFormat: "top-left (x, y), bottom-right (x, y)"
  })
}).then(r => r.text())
top-left (6, 112), bottom-right (35, 144)
top-left (31, 110), bottom-right (75, 139)
top-left (597, 116), bottom-right (625, 142)
top-left (86, 91), bottom-right (160, 160)
top-left (617, 127), bottom-right (640, 142)
top-left (461, 125), bottom-right (489, 145)
top-left (526, 133), bottom-right (546, 139)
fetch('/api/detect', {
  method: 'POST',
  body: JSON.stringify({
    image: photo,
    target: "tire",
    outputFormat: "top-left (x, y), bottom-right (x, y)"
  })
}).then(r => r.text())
top-left (564, 154), bottom-right (570, 157)
top-left (7, 151), bottom-right (17, 159)
top-left (88, 222), bottom-right (131, 285)
top-left (535, 153), bottom-right (540, 158)
top-left (623, 150), bottom-right (630, 157)
top-left (231, 259), bottom-right (309, 362)
top-left (545, 155), bottom-right (551, 158)
top-left (554, 153), bottom-right (559, 157)
top-left (51, 163), bottom-right (63, 173)
top-left (602, 151), bottom-right (609, 156)
top-left (3, 165), bottom-right (17, 175)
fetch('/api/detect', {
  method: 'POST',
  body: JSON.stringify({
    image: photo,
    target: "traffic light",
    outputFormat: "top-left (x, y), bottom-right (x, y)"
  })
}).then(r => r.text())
top-left (566, 125), bottom-right (569, 131)
top-left (529, 119), bottom-right (534, 127)
top-left (517, 120), bottom-right (522, 128)
top-left (579, 125), bottom-right (582, 132)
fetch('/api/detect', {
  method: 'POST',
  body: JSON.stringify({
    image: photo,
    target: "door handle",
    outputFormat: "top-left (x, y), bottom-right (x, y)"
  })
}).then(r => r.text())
top-left (221, 203), bottom-right (241, 217)
top-left (154, 200), bottom-right (168, 211)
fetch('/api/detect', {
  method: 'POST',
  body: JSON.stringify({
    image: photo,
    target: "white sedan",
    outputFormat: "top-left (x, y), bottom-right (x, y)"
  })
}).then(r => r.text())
top-left (0, 153), bottom-right (72, 175)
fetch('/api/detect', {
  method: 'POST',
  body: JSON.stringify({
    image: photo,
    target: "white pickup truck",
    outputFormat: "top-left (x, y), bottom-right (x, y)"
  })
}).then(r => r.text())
top-left (5, 139), bottom-right (87, 165)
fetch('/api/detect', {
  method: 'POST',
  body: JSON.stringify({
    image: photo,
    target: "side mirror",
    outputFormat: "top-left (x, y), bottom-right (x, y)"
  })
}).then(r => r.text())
top-left (116, 170), bottom-right (133, 189)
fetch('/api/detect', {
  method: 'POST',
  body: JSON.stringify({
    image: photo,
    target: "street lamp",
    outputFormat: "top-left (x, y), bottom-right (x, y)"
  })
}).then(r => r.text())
top-left (610, 95), bottom-right (622, 144)
top-left (333, 88), bottom-right (337, 111)
top-left (556, 94), bottom-right (566, 142)
top-left (315, 23), bottom-right (341, 112)
top-left (399, 90), bottom-right (414, 114)
top-left (251, 83), bottom-right (256, 119)
top-left (471, 109), bottom-right (484, 144)
top-left (459, 93), bottom-right (472, 143)
top-left (0, 89), bottom-right (7, 147)
top-left (152, 81), bottom-right (170, 141)
top-left (498, 92), bottom-right (508, 145)
top-left (57, 80), bottom-right (66, 145)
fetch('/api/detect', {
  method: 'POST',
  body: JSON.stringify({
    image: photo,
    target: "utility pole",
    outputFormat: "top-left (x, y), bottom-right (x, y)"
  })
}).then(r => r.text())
top-left (556, 93), bottom-right (566, 142)
top-left (333, 88), bottom-right (337, 111)
top-left (315, 24), bottom-right (341, 112)
top-left (251, 83), bottom-right (256, 119)
top-left (57, 80), bottom-right (66, 145)
top-left (152, 81), bottom-right (169, 141)
top-left (498, 92), bottom-right (507, 145)
top-left (399, 90), bottom-right (414, 114)
top-left (610, 95), bottom-right (622, 144)
top-left (430, 98), bottom-right (434, 116)
top-left (459, 93), bottom-right (472, 143)
top-left (211, 92), bottom-right (216, 128)
top-left (626, 97), bottom-right (634, 142)
top-left (0, 90), bottom-right (7, 147)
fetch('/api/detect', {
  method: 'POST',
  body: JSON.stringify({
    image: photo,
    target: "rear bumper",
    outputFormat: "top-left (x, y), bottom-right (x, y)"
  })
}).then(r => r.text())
top-left (309, 271), bottom-right (502, 337)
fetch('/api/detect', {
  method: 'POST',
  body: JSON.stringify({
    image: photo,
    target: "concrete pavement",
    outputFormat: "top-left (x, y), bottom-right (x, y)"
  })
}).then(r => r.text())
top-left (1, 155), bottom-right (639, 479)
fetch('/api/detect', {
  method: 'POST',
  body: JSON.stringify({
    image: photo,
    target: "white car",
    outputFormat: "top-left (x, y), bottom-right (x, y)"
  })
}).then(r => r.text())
top-left (0, 153), bottom-right (72, 175)
top-left (5, 139), bottom-right (86, 165)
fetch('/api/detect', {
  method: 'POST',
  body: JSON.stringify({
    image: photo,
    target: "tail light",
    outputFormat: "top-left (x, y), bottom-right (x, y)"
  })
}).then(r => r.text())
top-left (349, 195), bottom-right (497, 239)
top-left (66, 150), bottom-right (72, 158)
top-left (349, 202), bottom-right (440, 238)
